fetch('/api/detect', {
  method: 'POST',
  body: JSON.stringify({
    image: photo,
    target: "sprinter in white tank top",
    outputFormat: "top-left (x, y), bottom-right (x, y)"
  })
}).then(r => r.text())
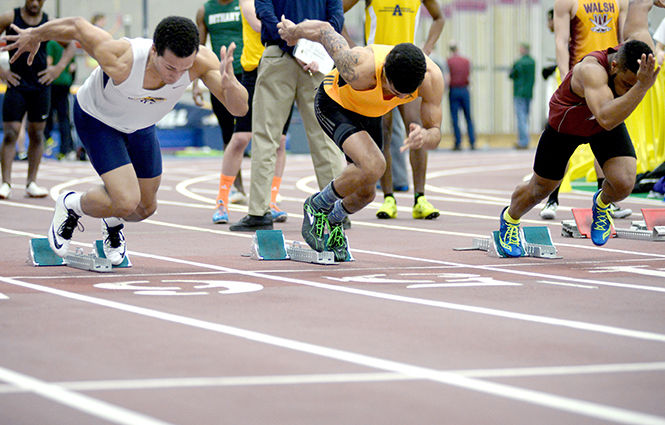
top-left (3, 15), bottom-right (248, 264)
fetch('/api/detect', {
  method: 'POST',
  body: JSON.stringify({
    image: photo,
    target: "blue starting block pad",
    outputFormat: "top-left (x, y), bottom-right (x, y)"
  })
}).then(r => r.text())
top-left (249, 230), bottom-right (351, 264)
top-left (29, 238), bottom-right (131, 270)
top-left (455, 226), bottom-right (560, 259)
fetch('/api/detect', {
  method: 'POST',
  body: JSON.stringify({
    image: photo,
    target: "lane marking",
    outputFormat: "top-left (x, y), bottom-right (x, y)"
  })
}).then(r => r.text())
top-left (1, 361), bottom-right (664, 394)
top-left (538, 280), bottom-right (598, 289)
top-left (0, 366), bottom-right (174, 425)
top-left (2, 226), bottom-right (665, 342)
top-left (0, 276), bottom-right (663, 425)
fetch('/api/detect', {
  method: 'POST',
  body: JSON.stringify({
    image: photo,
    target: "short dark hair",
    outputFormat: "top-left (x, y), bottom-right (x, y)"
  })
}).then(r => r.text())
top-left (547, 9), bottom-right (553, 20)
top-left (384, 43), bottom-right (427, 94)
top-left (616, 40), bottom-right (652, 74)
top-left (153, 16), bottom-right (199, 58)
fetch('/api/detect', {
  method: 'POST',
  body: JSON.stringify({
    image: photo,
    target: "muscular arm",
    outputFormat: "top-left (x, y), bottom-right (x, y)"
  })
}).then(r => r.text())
top-left (1, 17), bottom-right (131, 83)
top-left (580, 57), bottom-right (656, 130)
top-left (413, 61), bottom-right (444, 150)
top-left (195, 44), bottom-right (248, 117)
top-left (195, 6), bottom-right (208, 46)
top-left (617, 0), bottom-right (629, 41)
top-left (422, 0), bottom-right (445, 56)
top-left (554, 0), bottom-right (574, 76)
top-left (278, 18), bottom-right (372, 86)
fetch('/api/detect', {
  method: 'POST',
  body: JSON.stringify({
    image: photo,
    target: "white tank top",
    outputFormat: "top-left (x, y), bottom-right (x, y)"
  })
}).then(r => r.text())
top-left (76, 38), bottom-right (191, 133)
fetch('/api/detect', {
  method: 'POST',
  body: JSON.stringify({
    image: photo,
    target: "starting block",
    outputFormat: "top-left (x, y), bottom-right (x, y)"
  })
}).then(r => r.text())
top-left (249, 230), bottom-right (348, 264)
top-left (615, 208), bottom-right (665, 242)
top-left (562, 208), bottom-right (665, 242)
top-left (455, 226), bottom-right (560, 259)
top-left (29, 238), bottom-right (131, 271)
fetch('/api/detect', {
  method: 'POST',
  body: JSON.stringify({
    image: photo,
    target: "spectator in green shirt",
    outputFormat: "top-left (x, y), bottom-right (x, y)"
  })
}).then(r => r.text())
top-left (44, 40), bottom-right (76, 159)
top-left (509, 43), bottom-right (536, 149)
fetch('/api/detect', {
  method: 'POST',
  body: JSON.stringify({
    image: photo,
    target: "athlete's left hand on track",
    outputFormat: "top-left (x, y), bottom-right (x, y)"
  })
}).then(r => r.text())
top-left (401, 123), bottom-right (425, 152)
top-left (1, 24), bottom-right (41, 65)
top-left (277, 16), bottom-right (298, 46)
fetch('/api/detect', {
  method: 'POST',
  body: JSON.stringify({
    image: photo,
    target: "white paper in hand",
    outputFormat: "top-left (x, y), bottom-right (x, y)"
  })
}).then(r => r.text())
top-left (294, 39), bottom-right (335, 74)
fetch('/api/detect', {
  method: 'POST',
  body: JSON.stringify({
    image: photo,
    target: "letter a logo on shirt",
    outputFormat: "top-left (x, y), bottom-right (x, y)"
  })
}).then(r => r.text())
top-left (393, 5), bottom-right (403, 16)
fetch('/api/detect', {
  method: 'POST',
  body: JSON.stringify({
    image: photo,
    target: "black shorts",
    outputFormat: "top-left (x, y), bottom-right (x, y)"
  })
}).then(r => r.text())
top-left (533, 123), bottom-right (636, 180)
top-left (234, 69), bottom-right (292, 135)
top-left (314, 83), bottom-right (383, 162)
top-left (2, 84), bottom-right (51, 122)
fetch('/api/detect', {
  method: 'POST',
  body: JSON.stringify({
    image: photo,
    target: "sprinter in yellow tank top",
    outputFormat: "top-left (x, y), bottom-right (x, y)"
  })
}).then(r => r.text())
top-left (541, 0), bottom-right (630, 221)
top-left (277, 16), bottom-right (444, 261)
top-left (344, 0), bottom-right (444, 221)
top-left (211, 0), bottom-right (292, 225)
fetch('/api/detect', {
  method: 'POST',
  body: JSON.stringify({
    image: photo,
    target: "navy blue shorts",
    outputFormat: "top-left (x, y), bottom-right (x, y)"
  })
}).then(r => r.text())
top-left (73, 98), bottom-right (162, 178)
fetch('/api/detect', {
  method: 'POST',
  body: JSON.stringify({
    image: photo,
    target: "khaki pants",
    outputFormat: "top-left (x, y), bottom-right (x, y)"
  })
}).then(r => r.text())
top-left (249, 45), bottom-right (344, 216)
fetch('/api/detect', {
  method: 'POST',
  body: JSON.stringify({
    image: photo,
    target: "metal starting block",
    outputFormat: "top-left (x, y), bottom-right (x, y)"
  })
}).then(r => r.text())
top-left (249, 230), bottom-right (349, 264)
top-left (287, 241), bottom-right (335, 265)
top-left (455, 226), bottom-right (559, 259)
top-left (562, 208), bottom-right (665, 242)
top-left (64, 250), bottom-right (112, 272)
top-left (28, 238), bottom-right (131, 270)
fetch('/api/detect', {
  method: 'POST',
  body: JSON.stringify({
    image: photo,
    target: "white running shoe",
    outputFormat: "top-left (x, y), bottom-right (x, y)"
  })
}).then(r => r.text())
top-left (26, 182), bottom-right (48, 198)
top-left (48, 192), bottom-right (82, 257)
top-left (540, 200), bottom-right (558, 220)
top-left (0, 182), bottom-right (10, 199)
top-left (102, 219), bottom-right (126, 266)
top-left (229, 189), bottom-right (248, 205)
top-left (609, 202), bottom-right (632, 219)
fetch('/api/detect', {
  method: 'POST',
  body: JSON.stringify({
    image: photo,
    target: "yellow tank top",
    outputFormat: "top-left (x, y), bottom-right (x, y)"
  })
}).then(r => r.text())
top-left (569, 0), bottom-right (620, 69)
top-left (323, 45), bottom-right (418, 117)
top-left (240, 8), bottom-right (263, 72)
top-left (365, 0), bottom-right (422, 45)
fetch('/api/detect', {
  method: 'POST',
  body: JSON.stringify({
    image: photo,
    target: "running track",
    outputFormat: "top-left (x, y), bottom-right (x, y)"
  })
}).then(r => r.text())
top-left (1, 149), bottom-right (664, 425)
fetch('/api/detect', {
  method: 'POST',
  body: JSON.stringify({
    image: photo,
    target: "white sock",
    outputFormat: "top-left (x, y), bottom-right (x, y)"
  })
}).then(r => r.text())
top-left (64, 192), bottom-right (84, 216)
top-left (103, 217), bottom-right (123, 227)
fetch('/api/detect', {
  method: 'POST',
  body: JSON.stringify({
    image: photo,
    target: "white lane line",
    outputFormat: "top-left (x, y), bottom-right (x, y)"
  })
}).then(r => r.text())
top-left (0, 276), bottom-right (663, 425)
top-left (1, 361), bottom-right (664, 394)
top-left (538, 280), bottom-right (598, 289)
top-left (2, 226), bottom-right (665, 343)
top-left (0, 366), bottom-right (174, 425)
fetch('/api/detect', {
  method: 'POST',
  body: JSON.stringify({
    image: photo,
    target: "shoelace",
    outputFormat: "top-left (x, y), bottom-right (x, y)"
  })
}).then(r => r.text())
top-left (306, 204), bottom-right (328, 238)
top-left (106, 224), bottom-right (124, 248)
top-left (593, 207), bottom-right (611, 231)
top-left (58, 210), bottom-right (83, 239)
top-left (327, 223), bottom-right (346, 248)
top-left (502, 222), bottom-right (521, 246)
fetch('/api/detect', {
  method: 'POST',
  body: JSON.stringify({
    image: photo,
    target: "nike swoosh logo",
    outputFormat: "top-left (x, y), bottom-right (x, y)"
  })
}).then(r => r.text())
top-left (51, 225), bottom-right (63, 250)
top-left (307, 211), bottom-right (315, 225)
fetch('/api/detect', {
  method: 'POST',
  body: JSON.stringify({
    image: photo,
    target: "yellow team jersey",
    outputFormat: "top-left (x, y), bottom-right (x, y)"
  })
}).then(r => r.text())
top-left (569, 0), bottom-right (620, 69)
top-left (365, 0), bottom-right (422, 45)
top-left (240, 8), bottom-right (263, 72)
top-left (323, 45), bottom-right (418, 117)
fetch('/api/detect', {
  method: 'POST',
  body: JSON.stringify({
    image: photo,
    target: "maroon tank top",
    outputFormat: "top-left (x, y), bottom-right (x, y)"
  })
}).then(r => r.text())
top-left (548, 47), bottom-right (616, 137)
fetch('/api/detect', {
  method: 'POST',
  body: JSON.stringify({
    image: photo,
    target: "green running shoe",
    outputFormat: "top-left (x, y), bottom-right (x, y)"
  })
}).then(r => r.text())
top-left (302, 194), bottom-right (329, 252)
top-left (327, 220), bottom-right (349, 262)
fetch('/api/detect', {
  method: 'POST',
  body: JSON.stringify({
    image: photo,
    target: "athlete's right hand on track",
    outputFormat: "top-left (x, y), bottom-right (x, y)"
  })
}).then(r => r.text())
top-left (1, 24), bottom-right (41, 66)
top-left (636, 53), bottom-right (660, 89)
top-left (401, 123), bottom-right (425, 152)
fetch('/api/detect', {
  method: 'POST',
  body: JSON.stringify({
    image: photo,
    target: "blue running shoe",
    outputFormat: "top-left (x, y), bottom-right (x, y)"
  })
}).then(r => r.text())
top-left (212, 200), bottom-right (229, 224)
top-left (498, 206), bottom-right (523, 257)
top-left (270, 203), bottom-right (288, 223)
top-left (591, 190), bottom-right (613, 246)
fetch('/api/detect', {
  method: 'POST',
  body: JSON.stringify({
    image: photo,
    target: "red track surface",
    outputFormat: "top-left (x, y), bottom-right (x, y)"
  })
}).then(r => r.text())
top-left (1, 150), bottom-right (664, 425)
